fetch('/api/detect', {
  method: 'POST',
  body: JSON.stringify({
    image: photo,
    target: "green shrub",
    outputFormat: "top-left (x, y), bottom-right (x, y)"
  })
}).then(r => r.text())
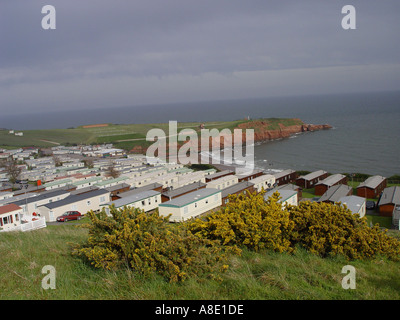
top-left (73, 192), bottom-right (400, 284)
top-left (188, 164), bottom-right (218, 171)
top-left (187, 191), bottom-right (295, 253)
top-left (72, 206), bottom-right (231, 282)
top-left (296, 170), bottom-right (311, 176)
top-left (342, 173), bottom-right (372, 180)
top-left (288, 200), bottom-right (400, 260)
top-left (189, 191), bottom-right (400, 261)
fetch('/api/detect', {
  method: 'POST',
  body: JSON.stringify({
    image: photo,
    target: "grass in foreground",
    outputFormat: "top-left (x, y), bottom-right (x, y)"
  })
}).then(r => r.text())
top-left (1, 224), bottom-right (400, 300)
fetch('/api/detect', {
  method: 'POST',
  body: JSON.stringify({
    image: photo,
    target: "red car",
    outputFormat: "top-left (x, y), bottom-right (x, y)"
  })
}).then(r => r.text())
top-left (56, 211), bottom-right (82, 222)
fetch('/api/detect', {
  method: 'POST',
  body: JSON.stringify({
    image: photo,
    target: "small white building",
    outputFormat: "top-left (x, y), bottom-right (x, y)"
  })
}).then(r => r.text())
top-left (392, 206), bottom-right (400, 230)
top-left (264, 189), bottom-right (298, 207)
top-left (102, 190), bottom-right (161, 215)
top-left (206, 174), bottom-right (239, 190)
top-left (147, 172), bottom-right (180, 189)
top-left (0, 203), bottom-right (47, 232)
top-left (94, 148), bottom-right (125, 157)
top-left (158, 188), bottom-right (222, 222)
top-left (0, 192), bottom-right (14, 201)
top-left (174, 172), bottom-right (206, 189)
top-left (11, 189), bottom-right (71, 216)
top-left (72, 176), bottom-right (103, 189)
top-left (38, 189), bottom-right (110, 222)
top-left (95, 176), bottom-right (129, 189)
top-left (0, 204), bottom-right (22, 231)
top-left (338, 195), bottom-right (366, 218)
top-left (44, 178), bottom-right (73, 191)
top-left (61, 162), bottom-right (85, 169)
top-left (250, 174), bottom-right (276, 193)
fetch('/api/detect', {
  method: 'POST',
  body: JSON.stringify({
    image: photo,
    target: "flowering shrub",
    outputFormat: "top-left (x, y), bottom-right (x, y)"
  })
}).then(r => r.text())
top-left (73, 191), bottom-right (400, 283)
top-left (288, 200), bottom-right (400, 260)
top-left (187, 191), bottom-right (295, 253)
top-left (188, 191), bottom-right (400, 261)
top-left (72, 206), bottom-right (231, 282)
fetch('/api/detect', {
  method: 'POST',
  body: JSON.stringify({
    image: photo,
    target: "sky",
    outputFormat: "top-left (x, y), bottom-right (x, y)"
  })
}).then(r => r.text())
top-left (1, 0), bottom-right (400, 115)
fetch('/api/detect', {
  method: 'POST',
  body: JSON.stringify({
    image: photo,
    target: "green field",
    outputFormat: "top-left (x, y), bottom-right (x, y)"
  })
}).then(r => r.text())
top-left (1, 222), bottom-right (400, 300)
top-left (0, 128), bottom-right (92, 149)
top-left (0, 118), bottom-right (300, 151)
top-left (255, 118), bottom-right (304, 131)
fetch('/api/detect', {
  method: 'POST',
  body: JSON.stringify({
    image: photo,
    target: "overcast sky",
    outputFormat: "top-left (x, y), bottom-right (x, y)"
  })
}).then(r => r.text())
top-left (1, 0), bottom-right (400, 115)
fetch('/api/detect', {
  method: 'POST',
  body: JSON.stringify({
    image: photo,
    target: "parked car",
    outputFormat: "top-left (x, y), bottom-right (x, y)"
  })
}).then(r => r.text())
top-left (56, 211), bottom-right (82, 222)
top-left (366, 201), bottom-right (376, 210)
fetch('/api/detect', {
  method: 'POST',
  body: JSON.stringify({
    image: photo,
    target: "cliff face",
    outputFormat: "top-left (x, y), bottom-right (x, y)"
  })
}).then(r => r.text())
top-left (129, 119), bottom-right (332, 154)
top-left (236, 121), bottom-right (332, 143)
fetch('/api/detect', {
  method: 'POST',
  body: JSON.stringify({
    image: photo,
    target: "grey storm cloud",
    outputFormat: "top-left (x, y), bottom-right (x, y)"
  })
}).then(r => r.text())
top-left (1, 0), bottom-right (400, 113)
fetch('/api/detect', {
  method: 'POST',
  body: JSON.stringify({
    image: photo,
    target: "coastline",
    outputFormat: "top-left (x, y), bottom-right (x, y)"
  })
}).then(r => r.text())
top-left (129, 118), bottom-right (332, 155)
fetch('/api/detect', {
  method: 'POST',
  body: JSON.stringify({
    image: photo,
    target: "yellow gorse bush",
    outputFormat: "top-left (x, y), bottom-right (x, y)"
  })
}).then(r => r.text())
top-left (289, 200), bottom-right (400, 260)
top-left (188, 191), bottom-right (400, 261)
top-left (73, 190), bottom-right (400, 282)
top-left (187, 191), bottom-right (295, 254)
top-left (72, 206), bottom-right (231, 282)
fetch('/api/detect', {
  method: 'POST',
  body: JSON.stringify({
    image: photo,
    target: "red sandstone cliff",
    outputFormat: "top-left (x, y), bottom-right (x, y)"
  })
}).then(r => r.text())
top-left (236, 120), bottom-right (332, 143)
top-left (129, 119), bottom-right (332, 154)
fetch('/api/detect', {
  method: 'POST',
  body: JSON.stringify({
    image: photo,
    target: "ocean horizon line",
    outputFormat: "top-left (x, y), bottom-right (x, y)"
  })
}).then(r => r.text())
top-left (2, 89), bottom-right (400, 131)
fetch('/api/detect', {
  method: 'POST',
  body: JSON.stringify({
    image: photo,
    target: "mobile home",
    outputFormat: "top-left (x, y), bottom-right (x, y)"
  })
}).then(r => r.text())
top-left (38, 189), bottom-right (110, 222)
top-left (158, 188), bottom-right (222, 222)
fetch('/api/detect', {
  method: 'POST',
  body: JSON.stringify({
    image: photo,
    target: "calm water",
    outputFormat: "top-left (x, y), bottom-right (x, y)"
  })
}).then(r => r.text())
top-left (1, 91), bottom-right (400, 176)
top-left (249, 91), bottom-right (400, 177)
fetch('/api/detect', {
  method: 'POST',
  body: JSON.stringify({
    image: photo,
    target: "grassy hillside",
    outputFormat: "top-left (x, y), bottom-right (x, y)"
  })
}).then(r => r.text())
top-left (1, 221), bottom-right (400, 300)
top-left (0, 118), bottom-right (301, 151)
top-left (0, 128), bottom-right (93, 149)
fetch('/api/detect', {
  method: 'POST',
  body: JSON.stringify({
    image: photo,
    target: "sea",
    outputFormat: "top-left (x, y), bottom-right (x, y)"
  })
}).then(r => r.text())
top-left (1, 90), bottom-right (399, 177)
